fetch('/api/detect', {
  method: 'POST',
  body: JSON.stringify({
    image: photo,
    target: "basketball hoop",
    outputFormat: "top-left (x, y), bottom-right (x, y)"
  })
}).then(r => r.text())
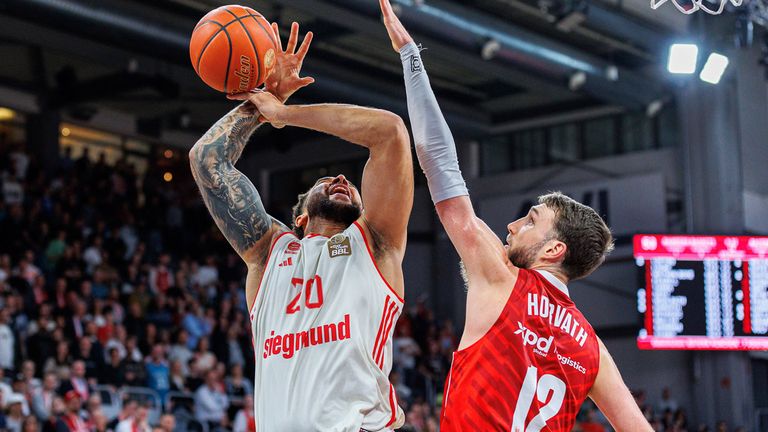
top-left (650, 0), bottom-right (743, 15)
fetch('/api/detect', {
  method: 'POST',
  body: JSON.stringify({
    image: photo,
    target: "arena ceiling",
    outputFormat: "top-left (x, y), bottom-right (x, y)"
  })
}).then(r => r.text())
top-left (0, 0), bottom-right (695, 140)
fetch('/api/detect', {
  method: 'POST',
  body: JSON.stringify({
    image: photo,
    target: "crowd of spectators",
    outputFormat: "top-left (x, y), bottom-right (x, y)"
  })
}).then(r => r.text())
top-left (0, 137), bottom-right (748, 432)
top-left (0, 137), bottom-right (457, 431)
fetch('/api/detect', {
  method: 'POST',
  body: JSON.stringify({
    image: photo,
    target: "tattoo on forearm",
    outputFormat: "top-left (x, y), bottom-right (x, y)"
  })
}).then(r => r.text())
top-left (190, 104), bottom-right (277, 256)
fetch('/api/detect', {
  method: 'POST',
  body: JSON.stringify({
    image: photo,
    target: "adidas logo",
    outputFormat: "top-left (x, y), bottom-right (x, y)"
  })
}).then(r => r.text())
top-left (278, 257), bottom-right (293, 267)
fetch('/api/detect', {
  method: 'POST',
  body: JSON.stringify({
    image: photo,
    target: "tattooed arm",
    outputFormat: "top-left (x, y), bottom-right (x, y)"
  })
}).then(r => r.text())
top-left (189, 103), bottom-right (288, 305)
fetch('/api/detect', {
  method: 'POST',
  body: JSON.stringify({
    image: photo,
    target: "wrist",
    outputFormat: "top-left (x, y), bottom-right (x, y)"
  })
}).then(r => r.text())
top-left (399, 41), bottom-right (420, 59)
top-left (277, 105), bottom-right (297, 125)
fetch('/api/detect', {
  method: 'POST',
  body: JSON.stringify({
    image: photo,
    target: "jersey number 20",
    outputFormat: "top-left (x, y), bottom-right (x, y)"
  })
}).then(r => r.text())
top-left (511, 366), bottom-right (566, 432)
top-left (286, 276), bottom-right (324, 314)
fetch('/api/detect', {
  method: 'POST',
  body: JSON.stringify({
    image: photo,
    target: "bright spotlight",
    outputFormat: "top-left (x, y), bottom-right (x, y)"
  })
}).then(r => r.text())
top-left (667, 44), bottom-right (698, 74)
top-left (699, 53), bottom-right (729, 84)
top-left (0, 107), bottom-right (15, 121)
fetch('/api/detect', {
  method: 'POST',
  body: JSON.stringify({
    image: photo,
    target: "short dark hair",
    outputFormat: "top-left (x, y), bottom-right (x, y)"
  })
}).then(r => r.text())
top-left (291, 192), bottom-right (310, 239)
top-left (538, 192), bottom-right (614, 280)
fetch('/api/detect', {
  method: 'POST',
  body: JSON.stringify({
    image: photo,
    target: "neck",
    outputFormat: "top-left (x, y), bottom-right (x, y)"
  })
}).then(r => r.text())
top-left (530, 264), bottom-right (569, 284)
top-left (304, 218), bottom-right (349, 238)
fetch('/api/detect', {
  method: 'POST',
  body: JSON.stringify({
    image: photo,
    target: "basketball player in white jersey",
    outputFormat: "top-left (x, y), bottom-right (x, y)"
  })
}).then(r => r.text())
top-left (189, 22), bottom-right (411, 431)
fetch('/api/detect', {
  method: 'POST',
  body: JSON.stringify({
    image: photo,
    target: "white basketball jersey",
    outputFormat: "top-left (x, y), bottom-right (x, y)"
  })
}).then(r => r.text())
top-left (249, 221), bottom-right (405, 432)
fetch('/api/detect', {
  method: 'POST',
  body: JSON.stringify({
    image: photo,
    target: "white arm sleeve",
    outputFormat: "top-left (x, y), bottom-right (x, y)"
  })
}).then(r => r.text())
top-left (400, 42), bottom-right (469, 204)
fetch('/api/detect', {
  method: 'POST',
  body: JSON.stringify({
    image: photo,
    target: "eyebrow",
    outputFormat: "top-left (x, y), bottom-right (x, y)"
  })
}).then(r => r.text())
top-left (313, 177), bottom-right (358, 190)
top-left (531, 207), bottom-right (540, 218)
top-left (313, 177), bottom-right (334, 186)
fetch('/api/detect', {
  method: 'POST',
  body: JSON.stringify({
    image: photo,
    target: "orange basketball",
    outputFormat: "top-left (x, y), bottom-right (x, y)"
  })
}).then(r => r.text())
top-left (190, 5), bottom-right (277, 94)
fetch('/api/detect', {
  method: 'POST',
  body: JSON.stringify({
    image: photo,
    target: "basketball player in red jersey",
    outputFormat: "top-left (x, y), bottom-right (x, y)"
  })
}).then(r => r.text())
top-left (190, 22), bottom-right (412, 430)
top-left (380, 1), bottom-right (652, 430)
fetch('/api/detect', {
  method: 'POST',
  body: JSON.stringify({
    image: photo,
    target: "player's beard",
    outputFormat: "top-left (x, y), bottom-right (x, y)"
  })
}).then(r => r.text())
top-left (507, 237), bottom-right (550, 268)
top-left (307, 194), bottom-right (362, 228)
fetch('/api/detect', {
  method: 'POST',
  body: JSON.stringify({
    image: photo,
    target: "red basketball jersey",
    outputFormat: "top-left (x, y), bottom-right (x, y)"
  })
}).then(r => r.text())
top-left (441, 268), bottom-right (600, 432)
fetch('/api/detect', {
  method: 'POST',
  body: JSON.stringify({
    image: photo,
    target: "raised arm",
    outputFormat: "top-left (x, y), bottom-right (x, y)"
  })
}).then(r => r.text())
top-left (189, 103), bottom-right (287, 266)
top-left (190, 22), bottom-right (313, 309)
top-left (588, 338), bottom-right (653, 432)
top-left (237, 91), bottom-right (413, 255)
top-left (381, 0), bottom-right (510, 285)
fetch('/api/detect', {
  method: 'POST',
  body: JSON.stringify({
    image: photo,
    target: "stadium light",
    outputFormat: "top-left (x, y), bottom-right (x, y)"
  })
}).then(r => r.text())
top-left (667, 43), bottom-right (699, 74)
top-left (699, 52), bottom-right (729, 84)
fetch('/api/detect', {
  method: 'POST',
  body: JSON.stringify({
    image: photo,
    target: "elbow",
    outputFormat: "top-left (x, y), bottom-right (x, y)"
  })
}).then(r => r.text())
top-left (188, 145), bottom-right (201, 168)
top-left (383, 114), bottom-right (410, 148)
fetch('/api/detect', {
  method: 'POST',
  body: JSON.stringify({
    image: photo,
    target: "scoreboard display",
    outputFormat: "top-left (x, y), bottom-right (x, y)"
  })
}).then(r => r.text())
top-left (634, 234), bottom-right (768, 350)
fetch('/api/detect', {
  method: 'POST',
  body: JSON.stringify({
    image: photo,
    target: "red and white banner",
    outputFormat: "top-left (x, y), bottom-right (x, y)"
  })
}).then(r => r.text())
top-left (634, 234), bottom-right (768, 260)
top-left (638, 336), bottom-right (768, 351)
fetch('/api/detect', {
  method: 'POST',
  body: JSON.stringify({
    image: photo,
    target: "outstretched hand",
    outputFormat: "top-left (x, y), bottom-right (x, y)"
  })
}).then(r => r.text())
top-left (228, 22), bottom-right (312, 124)
top-left (380, 0), bottom-right (414, 52)
top-left (264, 22), bottom-right (315, 103)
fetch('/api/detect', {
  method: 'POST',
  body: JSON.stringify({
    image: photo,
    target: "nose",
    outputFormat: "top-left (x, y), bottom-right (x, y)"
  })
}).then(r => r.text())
top-left (507, 222), bottom-right (517, 234)
top-left (332, 174), bottom-right (348, 186)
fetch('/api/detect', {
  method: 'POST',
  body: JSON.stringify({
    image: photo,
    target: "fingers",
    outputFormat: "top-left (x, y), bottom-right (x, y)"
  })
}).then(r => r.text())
top-left (286, 22), bottom-right (300, 55)
top-left (298, 76), bottom-right (315, 89)
top-left (271, 22), bottom-right (283, 52)
top-left (226, 93), bottom-right (250, 101)
top-left (380, 0), bottom-right (395, 18)
top-left (295, 31), bottom-right (313, 63)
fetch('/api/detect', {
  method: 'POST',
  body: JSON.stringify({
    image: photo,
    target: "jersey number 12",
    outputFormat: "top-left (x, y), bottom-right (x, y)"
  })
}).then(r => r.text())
top-left (511, 366), bottom-right (566, 432)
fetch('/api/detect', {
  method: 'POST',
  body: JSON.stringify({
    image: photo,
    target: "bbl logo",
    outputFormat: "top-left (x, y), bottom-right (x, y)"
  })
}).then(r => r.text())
top-left (328, 234), bottom-right (352, 258)
top-left (410, 55), bottom-right (422, 74)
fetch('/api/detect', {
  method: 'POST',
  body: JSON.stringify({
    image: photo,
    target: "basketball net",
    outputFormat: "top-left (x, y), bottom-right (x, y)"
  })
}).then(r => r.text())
top-left (650, 0), bottom-right (743, 14)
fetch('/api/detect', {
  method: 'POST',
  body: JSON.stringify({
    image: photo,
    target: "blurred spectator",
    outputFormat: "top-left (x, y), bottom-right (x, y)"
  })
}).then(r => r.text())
top-left (89, 409), bottom-right (109, 432)
top-left (145, 346), bottom-right (170, 402)
top-left (182, 302), bottom-right (208, 350)
top-left (21, 415), bottom-right (39, 432)
top-left (45, 231), bottom-right (68, 270)
top-left (191, 338), bottom-right (216, 374)
top-left (20, 361), bottom-right (41, 395)
top-left (167, 331), bottom-right (192, 377)
top-left (59, 361), bottom-right (91, 402)
top-left (716, 420), bottom-right (728, 432)
top-left (148, 254), bottom-right (174, 295)
top-left (224, 364), bottom-right (252, 400)
top-left (0, 308), bottom-right (16, 372)
top-left (99, 347), bottom-right (123, 388)
top-left (31, 373), bottom-right (58, 421)
top-left (107, 399), bottom-right (137, 431)
top-left (194, 370), bottom-right (229, 430)
top-left (75, 338), bottom-right (103, 380)
top-left (393, 326), bottom-right (420, 386)
top-left (156, 413), bottom-right (175, 432)
top-left (115, 402), bottom-right (151, 432)
top-left (232, 394), bottom-right (254, 432)
top-left (390, 371), bottom-right (412, 406)
top-left (56, 390), bottom-right (88, 432)
top-left (658, 387), bottom-right (679, 413)
top-left (168, 360), bottom-right (187, 393)
top-left (5, 392), bottom-right (26, 432)
top-left (191, 256), bottom-right (218, 289)
top-left (64, 299), bottom-right (88, 342)
top-left (83, 393), bottom-right (102, 423)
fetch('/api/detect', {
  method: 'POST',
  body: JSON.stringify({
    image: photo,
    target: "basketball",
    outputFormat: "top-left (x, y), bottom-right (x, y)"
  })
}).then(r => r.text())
top-left (190, 5), bottom-right (277, 94)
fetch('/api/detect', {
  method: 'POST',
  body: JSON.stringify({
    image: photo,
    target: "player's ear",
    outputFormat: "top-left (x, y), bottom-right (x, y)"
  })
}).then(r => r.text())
top-left (544, 239), bottom-right (567, 262)
top-left (295, 213), bottom-right (309, 229)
